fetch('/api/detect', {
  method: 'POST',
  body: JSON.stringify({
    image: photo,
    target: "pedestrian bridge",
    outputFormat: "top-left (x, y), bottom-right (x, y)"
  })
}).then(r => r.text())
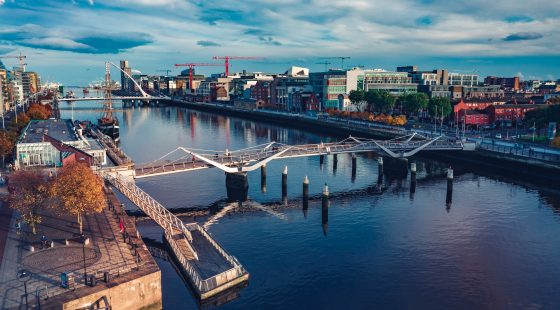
top-left (130, 133), bottom-right (470, 179)
top-left (100, 171), bottom-right (249, 300)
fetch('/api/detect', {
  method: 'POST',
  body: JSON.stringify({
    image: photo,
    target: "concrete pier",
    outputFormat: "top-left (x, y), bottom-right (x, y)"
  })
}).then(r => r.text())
top-left (225, 172), bottom-right (248, 202)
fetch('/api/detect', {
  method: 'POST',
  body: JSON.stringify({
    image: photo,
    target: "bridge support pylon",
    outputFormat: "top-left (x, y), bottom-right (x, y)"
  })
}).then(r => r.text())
top-left (225, 172), bottom-right (249, 202)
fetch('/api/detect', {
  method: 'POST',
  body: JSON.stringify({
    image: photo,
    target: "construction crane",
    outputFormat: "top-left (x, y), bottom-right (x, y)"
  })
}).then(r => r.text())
top-left (157, 69), bottom-right (172, 76)
top-left (2, 52), bottom-right (27, 71)
top-left (174, 63), bottom-right (222, 92)
top-left (315, 61), bottom-right (331, 71)
top-left (319, 57), bottom-right (351, 69)
top-left (212, 56), bottom-right (264, 77)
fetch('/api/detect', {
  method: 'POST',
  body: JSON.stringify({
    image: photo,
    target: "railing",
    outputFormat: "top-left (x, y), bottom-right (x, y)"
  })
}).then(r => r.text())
top-left (101, 171), bottom-right (248, 294)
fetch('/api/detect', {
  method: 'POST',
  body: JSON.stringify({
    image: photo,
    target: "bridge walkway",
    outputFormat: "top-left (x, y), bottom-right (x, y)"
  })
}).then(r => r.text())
top-left (101, 172), bottom-right (249, 300)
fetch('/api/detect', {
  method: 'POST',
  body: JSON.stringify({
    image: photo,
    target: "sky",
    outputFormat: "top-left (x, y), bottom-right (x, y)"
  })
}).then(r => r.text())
top-left (0, 0), bottom-right (559, 85)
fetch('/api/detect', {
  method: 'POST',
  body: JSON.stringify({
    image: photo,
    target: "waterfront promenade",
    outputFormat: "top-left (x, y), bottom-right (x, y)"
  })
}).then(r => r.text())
top-left (0, 186), bottom-right (161, 309)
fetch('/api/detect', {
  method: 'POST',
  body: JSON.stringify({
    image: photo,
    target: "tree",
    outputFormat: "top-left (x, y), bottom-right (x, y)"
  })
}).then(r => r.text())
top-left (10, 112), bottom-right (30, 131)
top-left (8, 171), bottom-right (50, 234)
top-left (26, 104), bottom-right (51, 120)
top-left (428, 97), bottom-right (452, 119)
top-left (50, 162), bottom-right (107, 234)
top-left (525, 105), bottom-right (560, 129)
top-left (366, 90), bottom-right (396, 113)
top-left (348, 90), bottom-right (366, 112)
top-left (401, 93), bottom-right (428, 116)
top-left (0, 130), bottom-right (17, 166)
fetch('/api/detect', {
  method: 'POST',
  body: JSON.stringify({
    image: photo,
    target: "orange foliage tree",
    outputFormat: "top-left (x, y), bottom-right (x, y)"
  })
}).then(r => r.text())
top-left (26, 104), bottom-right (51, 120)
top-left (551, 136), bottom-right (560, 148)
top-left (50, 162), bottom-right (107, 233)
top-left (8, 171), bottom-right (50, 234)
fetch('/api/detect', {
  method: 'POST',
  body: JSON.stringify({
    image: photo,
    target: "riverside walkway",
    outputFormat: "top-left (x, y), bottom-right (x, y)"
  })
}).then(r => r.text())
top-left (101, 172), bottom-right (249, 300)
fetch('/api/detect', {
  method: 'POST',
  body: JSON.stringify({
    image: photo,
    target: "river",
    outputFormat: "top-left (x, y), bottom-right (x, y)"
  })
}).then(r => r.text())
top-left (60, 101), bottom-right (560, 309)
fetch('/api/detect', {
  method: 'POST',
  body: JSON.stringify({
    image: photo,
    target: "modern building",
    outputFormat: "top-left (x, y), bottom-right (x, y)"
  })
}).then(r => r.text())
top-left (120, 60), bottom-right (133, 91)
top-left (448, 73), bottom-right (479, 86)
top-left (15, 119), bottom-right (106, 169)
top-left (270, 76), bottom-right (309, 111)
top-left (418, 85), bottom-right (451, 98)
top-left (362, 70), bottom-right (418, 96)
top-left (462, 85), bottom-right (504, 99)
top-left (484, 76), bottom-right (520, 91)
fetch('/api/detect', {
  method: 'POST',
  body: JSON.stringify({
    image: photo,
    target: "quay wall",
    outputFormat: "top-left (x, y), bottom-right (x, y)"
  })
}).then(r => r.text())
top-left (166, 100), bottom-right (560, 185)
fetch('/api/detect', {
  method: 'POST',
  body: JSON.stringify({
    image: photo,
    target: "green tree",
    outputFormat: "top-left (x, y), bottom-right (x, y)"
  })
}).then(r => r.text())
top-left (428, 97), bottom-right (452, 119)
top-left (525, 105), bottom-right (560, 129)
top-left (348, 90), bottom-right (366, 112)
top-left (401, 93), bottom-right (428, 116)
top-left (365, 90), bottom-right (396, 113)
top-left (8, 171), bottom-right (50, 234)
top-left (50, 162), bottom-right (107, 234)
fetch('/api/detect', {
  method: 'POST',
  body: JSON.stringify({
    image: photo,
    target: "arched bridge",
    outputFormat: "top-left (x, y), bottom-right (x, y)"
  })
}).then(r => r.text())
top-left (130, 133), bottom-right (471, 179)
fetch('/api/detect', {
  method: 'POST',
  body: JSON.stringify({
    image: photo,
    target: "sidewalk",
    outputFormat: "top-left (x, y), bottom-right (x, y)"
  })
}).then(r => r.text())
top-left (0, 198), bottom-right (138, 309)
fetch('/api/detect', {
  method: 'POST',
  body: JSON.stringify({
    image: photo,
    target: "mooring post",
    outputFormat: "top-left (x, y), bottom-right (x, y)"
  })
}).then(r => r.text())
top-left (282, 166), bottom-right (288, 198)
top-left (322, 183), bottom-right (329, 236)
top-left (351, 153), bottom-right (357, 182)
top-left (302, 176), bottom-right (309, 218)
top-left (410, 162), bottom-right (417, 195)
top-left (261, 164), bottom-right (267, 193)
top-left (320, 154), bottom-right (324, 165)
top-left (446, 167), bottom-right (453, 207)
top-left (378, 156), bottom-right (384, 174)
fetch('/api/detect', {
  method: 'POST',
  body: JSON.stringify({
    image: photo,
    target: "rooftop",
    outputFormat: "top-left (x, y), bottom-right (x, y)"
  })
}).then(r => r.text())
top-left (19, 118), bottom-right (77, 144)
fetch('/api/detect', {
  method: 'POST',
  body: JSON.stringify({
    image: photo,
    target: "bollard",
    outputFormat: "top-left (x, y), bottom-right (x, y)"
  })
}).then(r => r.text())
top-left (282, 166), bottom-right (288, 197)
top-left (65, 239), bottom-right (69, 246)
top-left (351, 154), bottom-right (357, 182)
top-left (103, 271), bottom-right (110, 283)
top-left (302, 176), bottom-right (309, 217)
top-left (446, 167), bottom-right (453, 206)
top-left (261, 164), bottom-right (267, 193)
top-left (378, 156), bottom-right (384, 174)
top-left (411, 162), bottom-right (417, 175)
top-left (29, 245), bottom-right (35, 252)
top-left (322, 183), bottom-right (329, 236)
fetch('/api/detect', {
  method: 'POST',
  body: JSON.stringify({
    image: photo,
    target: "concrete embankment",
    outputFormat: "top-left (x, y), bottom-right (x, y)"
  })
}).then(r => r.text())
top-left (165, 100), bottom-right (560, 185)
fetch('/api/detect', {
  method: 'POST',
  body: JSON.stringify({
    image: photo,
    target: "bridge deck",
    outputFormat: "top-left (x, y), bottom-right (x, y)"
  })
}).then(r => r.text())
top-left (133, 136), bottom-right (465, 178)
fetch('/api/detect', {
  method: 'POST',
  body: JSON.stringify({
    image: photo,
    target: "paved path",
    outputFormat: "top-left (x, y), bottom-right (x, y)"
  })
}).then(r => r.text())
top-left (0, 204), bottom-right (138, 309)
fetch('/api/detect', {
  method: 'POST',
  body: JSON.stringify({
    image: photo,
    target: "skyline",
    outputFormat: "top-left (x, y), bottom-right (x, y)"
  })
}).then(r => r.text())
top-left (1, 0), bottom-right (559, 84)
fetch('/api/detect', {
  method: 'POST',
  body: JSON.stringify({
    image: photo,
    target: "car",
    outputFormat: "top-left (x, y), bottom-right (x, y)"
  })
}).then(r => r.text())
top-left (495, 133), bottom-right (502, 139)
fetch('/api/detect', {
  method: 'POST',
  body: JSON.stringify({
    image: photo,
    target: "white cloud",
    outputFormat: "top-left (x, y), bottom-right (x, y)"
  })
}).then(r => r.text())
top-left (20, 37), bottom-right (92, 50)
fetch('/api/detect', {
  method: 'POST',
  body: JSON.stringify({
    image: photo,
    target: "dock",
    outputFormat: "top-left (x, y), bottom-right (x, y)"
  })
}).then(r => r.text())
top-left (97, 132), bottom-right (134, 167)
top-left (101, 172), bottom-right (249, 300)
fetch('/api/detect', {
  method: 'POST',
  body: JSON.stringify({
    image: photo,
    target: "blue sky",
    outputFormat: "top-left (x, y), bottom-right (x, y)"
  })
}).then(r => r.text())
top-left (0, 0), bottom-right (559, 85)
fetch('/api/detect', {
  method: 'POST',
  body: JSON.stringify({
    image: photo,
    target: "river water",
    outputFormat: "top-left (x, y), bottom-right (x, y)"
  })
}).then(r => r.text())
top-left (60, 101), bottom-right (560, 309)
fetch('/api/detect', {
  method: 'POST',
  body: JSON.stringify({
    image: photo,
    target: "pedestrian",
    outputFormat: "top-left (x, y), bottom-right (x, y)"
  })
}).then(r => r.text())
top-left (15, 219), bottom-right (21, 235)
top-left (41, 235), bottom-right (47, 248)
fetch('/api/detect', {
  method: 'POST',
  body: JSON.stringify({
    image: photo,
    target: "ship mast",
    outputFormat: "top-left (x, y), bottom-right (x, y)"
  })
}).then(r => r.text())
top-left (102, 62), bottom-right (113, 120)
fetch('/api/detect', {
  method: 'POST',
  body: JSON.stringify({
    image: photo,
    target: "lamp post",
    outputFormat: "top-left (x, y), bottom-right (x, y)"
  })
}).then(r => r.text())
top-left (79, 234), bottom-right (87, 284)
top-left (17, 269), bottom-right (30, 309)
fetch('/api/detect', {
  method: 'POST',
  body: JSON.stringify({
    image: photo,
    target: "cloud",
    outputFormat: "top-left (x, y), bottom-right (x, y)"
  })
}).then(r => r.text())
top-left (197, 40), bottom-right (220, 47)
top-left (503, 32), bottom-right (543, 41)
top-left (259, 36), bottom-right (282, 46)
top-left (0, 46), bottom-right (15, 55)
top-left (0, 0), bottom-right (4, 5)
top-left (504, 16), bottom-right (534, 23)
top-left (75, 32), bottom-right (153, 53)
top-left (416, 16), bottom-right (434, 26)
top-left (19, 37), bottom-right (92, 51)
top-left (243, 28), bottom-right (268, 36)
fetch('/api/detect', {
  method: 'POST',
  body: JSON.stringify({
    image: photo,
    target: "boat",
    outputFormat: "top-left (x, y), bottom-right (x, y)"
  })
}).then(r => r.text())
top-left (97, 62), bottom-right (120, 142)
top-left (97, 116), bottom-right (120, 142)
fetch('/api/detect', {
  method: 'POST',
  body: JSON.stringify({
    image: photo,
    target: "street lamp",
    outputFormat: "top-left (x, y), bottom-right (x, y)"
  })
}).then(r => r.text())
top-left (17, 269), bottom-right (31, 309)
top-left (79, 234), bottom-right (88, 285)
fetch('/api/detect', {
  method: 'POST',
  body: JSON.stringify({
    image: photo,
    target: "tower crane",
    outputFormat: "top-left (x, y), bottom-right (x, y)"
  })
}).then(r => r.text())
top-left (212, 56), bottom-right (264, 77)
top-left (2, 52), bottom-right (27, 71)
top-left (174, 63), bottom-right (222, 92)
top-left (315, 61), bottom-right (331, 71)
top-left (319, 57), bottom-right (351, 69)
top-left (157, 69), bottom-right (172, 76)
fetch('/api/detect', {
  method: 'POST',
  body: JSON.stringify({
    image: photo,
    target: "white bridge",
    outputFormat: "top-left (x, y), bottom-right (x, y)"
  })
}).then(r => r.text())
top-left (129, 133), bottom-right (470, 179)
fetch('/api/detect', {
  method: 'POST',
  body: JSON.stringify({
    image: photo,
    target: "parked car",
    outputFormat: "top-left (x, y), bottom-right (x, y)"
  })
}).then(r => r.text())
top-left (495, 133), bottom-right (502, 139)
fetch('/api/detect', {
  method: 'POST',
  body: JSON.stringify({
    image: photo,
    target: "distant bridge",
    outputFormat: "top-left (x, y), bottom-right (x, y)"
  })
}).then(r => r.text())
top-left (127, 133), bottom-right (471, 179)
top-left (58, 95), bottom-right (169, 102)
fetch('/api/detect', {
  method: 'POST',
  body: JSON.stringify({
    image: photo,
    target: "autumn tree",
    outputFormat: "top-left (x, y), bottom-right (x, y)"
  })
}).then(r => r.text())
top-left (10, 112), bottom-right (30, 132)
top-left (8, 171), bottom-right (50, 234)
top-left (26, 104), bottom-right (51, 120)
top-left (0, 130), bottom-right (16, 165)
top-left (50, 162), bottom-right (107, 234)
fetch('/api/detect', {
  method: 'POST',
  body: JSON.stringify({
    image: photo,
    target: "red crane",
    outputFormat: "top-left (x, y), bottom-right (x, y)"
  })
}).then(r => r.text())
top-left (212, 56), bottom-right (264, 77)
top-left (174, 63), bottom-right (222, 92)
